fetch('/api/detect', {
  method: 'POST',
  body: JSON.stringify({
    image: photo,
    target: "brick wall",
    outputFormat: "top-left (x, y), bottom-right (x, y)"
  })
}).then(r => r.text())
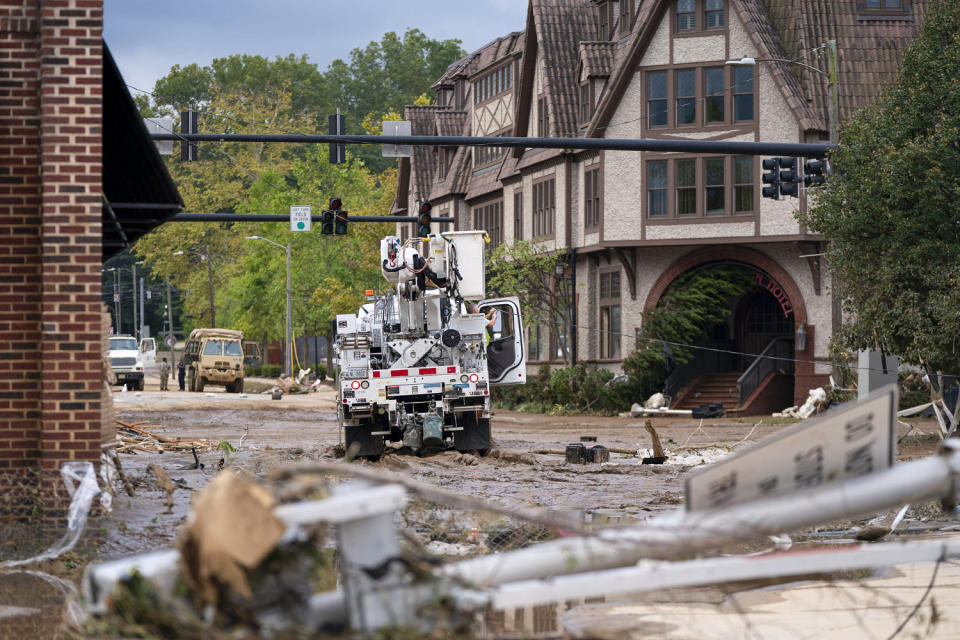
top-left (0, 0), bottom-right (102, 523)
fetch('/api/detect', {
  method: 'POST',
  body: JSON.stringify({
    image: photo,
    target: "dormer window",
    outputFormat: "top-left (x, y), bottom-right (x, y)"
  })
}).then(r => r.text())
top-left (675, 0), bottom-right (725, 34)
top-left (857, 0), bottom-right (912, 20)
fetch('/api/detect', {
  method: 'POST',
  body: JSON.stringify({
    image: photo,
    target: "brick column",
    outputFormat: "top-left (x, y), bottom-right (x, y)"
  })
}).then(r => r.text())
top-left (0, 0), bottom-right (103, 524)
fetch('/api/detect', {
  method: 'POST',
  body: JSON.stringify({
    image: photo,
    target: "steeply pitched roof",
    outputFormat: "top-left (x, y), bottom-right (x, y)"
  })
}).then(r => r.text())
top-left (530, 0), bottom-right (598, 137)
top-left (432, 31), bottom-right (524, 89)
top-left (579, 41), bottom-right (615, 78)
top-left (756, 0), bottom-right (928, 126)
top-left (405, 105), bottom-right (449, 202)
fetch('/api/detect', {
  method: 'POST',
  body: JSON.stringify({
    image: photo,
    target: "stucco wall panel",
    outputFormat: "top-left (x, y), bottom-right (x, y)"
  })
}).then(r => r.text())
top-left (673, 35), bottom-right (725, 64)
top-left (646, 222), bottom-right (754, 240)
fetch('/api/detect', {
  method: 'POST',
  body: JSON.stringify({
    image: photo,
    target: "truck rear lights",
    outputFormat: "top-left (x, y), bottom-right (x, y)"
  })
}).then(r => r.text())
top-left (447, 366), bottom-right (457, 373)
top-left (469, 374), bottom-right (479, 383)
top-left (360, 380), bottom-right (370, 389)
top-left (351, 380), bottom-right (361, 390)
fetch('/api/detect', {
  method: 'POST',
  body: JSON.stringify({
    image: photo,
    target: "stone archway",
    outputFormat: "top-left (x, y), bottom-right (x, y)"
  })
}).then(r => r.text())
top-left (643, 246), bottom-right (816, 409)
top-left (643, 246), bottom-right (807, 327)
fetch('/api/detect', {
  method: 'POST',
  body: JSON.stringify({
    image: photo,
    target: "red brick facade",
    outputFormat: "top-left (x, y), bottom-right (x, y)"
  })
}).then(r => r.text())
top-left (0, 0), bottom-right (102, 521)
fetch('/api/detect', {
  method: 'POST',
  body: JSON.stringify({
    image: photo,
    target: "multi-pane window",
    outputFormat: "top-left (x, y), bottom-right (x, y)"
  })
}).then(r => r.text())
top-left (704, 67), bottom-right (724, 122)
top-left (579, 83), bottom-right (592, 122)
top-left (597, 1), bottom-right (610, 40)
top-left (646, 156), bottom-right (755, 219)
top-left (676, 69), bottom-right (696, 125)
top-left (860, 0), bottom-right (910, 13)
top-left (473, 201), bottom-right (503, 250)
top-left (705, 157), bottom-right (725, 214)
top-left (677, 159), bottom-right (697, 215)
top-left (599, 270), bottom-right (621, 359)
top-left (537, 96), bottom-right (549, 136)
top-left (532, 178), bottom-right (555, 238)
top-left (475, 132), bottom-right (508, 167)
top-left (676, 0), bottom-right (725, 33)
top-left (645, 66), bottom-right (752, 130)
top-left (648, 160), bottom-right (667, 217)
top-left (528, 324), bottom-right (541, 361)
top-left (474, 64), bottom-right (513, 104)
top-left (734, 157), bottom-right (754, 213)
top-left (733, 66), bottom-right (754, 121)
top-left (513, 191), bottom-right (523, 241)
top-left (620, 0), bottom-right (633, 33)
top-left (677, 0), bottom-right (696, 30)
top-left (705, 0), bottom-right (725, 27)
top-left (584, 167), bottom-right (601, 228)
top-left (648, 71), bottom-right (668, 127)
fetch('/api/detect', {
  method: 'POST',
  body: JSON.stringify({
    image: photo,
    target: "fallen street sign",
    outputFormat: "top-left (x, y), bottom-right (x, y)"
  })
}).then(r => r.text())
top-left (685, 385), bottom-right (897, 512)
top-left (290, 205), bottom-right (311, 232)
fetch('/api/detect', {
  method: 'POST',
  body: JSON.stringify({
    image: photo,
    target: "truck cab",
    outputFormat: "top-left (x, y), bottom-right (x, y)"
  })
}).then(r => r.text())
top-left (108, 335), bottom-right (145, 390)
top-left (182, 328), bottom-right (245, 393)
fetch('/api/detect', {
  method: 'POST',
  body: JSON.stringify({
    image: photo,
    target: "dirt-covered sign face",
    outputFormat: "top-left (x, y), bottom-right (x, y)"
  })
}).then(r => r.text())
top-left (685, 385), bottom-right (897, 511)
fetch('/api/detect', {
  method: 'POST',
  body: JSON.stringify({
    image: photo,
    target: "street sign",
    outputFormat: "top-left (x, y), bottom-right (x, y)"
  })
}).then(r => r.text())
top-left (164, 334), bottom-right (175, 348)
top-left (685, 385), bottom-right (897, 511)
top-left (382, 120), bottom-right (411, 157)
top-left (290, 205), bottom-right (311, 232)
top-left (143, 117), bottom-right (174, 155)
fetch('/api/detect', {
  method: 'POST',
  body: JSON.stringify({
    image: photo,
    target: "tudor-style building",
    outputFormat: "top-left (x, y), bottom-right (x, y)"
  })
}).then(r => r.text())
top-left (392, 0), bottom-right (926, 413)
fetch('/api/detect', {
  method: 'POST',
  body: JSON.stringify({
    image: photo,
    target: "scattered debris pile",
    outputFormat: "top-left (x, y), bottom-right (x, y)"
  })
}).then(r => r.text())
top-left (774, 387), bottom-right (828, 419)
top-left (115, 420), bottom-right (214, 454)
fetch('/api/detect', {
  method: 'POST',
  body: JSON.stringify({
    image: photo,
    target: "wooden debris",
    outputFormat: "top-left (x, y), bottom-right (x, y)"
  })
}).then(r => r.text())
top-left (149, 463), bottom-right (176, 510)
top-left (116, 419), bottom-right (214, 455)
top-left (644, 420), bottom-right (666, 459)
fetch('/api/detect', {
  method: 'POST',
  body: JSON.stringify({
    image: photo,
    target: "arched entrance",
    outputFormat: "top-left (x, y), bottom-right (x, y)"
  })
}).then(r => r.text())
top-left (644, 247), bottom-right (808, 413)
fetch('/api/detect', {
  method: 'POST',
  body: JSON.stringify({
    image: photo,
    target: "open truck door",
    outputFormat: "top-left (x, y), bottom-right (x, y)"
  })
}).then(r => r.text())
top-left (478, 296), bottom-right (526, 385)
top-left (139, 337), bottom-right (156, 367)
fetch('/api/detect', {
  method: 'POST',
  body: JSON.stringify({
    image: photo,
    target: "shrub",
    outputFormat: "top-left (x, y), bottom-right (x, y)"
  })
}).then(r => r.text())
top-left (315, 364), bottom-right (326, 381)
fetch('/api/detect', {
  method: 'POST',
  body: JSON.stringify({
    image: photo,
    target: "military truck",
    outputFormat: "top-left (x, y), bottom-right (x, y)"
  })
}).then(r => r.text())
top-left (183, 328), bottom-right (245, 393)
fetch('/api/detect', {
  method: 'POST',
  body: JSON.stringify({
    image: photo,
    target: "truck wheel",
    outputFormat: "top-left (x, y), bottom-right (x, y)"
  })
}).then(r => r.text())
top-left (188, 369), bottom-right (196, 392)
top-left (197, 377), bottom-right (206, 392)
top-left (236, 378), bottom-right (244, 393)
top-left (136, 379), bottom-right (144, 391)
top-left (344, 423), bottom-right (385, 461)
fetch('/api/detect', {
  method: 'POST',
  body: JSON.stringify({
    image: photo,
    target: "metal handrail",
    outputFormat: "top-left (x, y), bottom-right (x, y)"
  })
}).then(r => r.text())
top-left (737, 337), bottom-right (794, 406)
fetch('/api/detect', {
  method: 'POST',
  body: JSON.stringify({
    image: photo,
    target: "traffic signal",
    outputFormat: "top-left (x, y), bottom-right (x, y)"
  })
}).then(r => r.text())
top-left (803, 158), bottom-right (826, 187)
top-left (417, 201), bottom-right (432, 237)
top-left (320, 210), bottom-right (334, 235)
top-left (323, 197), bottom-right (348, 235)
top-left (762, 157), bottom-right (781, 200)
top-left (779, 157), bottom-right (799, 197)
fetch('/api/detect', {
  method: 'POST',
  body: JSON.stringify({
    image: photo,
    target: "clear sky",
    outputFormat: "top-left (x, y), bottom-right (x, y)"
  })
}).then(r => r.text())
top-left (103, 0), bottom-right (528, 97)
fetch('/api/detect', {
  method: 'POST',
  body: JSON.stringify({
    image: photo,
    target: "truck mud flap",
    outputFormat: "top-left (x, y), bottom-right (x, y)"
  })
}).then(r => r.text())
top-left (452, 416), bottom-right (490, 454)
top-left (344, 425), bottom-right (386, 459)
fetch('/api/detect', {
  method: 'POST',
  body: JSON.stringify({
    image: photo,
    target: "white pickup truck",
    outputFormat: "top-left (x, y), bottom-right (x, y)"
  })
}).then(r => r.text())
top-left (108, 335), bottom-right (145, 390)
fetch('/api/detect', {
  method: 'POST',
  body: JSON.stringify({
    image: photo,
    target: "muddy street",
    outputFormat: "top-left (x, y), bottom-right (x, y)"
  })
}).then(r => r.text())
top-left (102, 380), bottom-right (943, 559)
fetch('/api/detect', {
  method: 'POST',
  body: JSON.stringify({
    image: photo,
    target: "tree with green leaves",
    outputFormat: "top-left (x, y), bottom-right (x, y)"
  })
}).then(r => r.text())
top-left (486, 241), bottom-right (574, 364)
top-left (796, 0), bottom-right (960, 375)
top-left (623, 266), bottom-right (755, 401)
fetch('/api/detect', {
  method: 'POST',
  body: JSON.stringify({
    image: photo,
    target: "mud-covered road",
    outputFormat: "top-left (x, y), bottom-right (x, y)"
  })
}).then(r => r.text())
top-left (102, 377), bottom-right (943, 559)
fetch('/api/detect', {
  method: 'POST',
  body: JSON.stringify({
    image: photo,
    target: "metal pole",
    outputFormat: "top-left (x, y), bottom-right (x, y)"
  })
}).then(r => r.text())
top-left (113, 269), bottom-right (121, 334)
top-left (165, 277), bottom-right (173, 355)
top-left (828, 39), bottom-right (839, 145)
top-left (204, 244), bottom-right (216, 327)
top-left (286, 243), bottom-right (293, 379)
top-left (132, 263), bottom-right (138, 341)
top-left (139, 276), bottom-right (145, 338)
top-left (151, 132), bottom-right (834, 157)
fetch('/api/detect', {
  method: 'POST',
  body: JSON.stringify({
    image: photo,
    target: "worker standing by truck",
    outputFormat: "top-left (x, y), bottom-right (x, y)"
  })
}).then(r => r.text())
top-left (159, 357), bottom-right (170, 391)
top-left (177, 358), bottom-right (186, 391)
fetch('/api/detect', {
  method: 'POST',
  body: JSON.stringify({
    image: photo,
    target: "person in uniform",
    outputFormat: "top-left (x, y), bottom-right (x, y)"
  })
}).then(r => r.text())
top-left (177, 358), bottom-right (186, 391)
top-left (159, 357), bottom-right (170, 391)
